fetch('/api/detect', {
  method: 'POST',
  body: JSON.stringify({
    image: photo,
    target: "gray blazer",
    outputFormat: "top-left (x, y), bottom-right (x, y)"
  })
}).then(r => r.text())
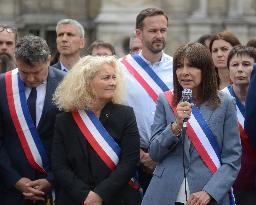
top-left (142, 91), bottom-right (241, 205)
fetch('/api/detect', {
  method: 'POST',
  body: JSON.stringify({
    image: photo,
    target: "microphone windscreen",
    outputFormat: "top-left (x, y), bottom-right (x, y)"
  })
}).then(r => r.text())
top-left (181, 88), bottom-right (192, 103)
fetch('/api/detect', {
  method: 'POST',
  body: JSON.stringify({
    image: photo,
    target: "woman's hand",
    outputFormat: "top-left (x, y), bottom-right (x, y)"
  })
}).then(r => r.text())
top-left (185, 191), bottom-right (211, 205)
top-left (175, 101), bottom-right (192, 128)
top-left (84, 191), bottom-right (103, 205)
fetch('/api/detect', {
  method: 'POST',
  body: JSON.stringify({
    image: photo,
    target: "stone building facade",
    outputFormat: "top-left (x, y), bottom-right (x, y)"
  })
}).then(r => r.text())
top-left (1, 0), bottom-right (256, 56)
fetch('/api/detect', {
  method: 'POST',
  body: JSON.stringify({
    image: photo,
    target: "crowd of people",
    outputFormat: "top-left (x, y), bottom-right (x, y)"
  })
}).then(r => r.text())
top-left (0, 7), bottom-right (255, 205)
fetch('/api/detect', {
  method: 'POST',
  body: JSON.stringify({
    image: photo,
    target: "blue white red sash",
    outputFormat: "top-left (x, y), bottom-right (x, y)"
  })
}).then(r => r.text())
top-left (164, 91), bottom-right (235, 205)
top-left (72, 110), bottom-right (140, 190)
top-left (5, 69), bottom-right (49, 174)
top-left (222, 86), bottom-right (256, 158)
top-left (120, 54), bottom-right (169, 102)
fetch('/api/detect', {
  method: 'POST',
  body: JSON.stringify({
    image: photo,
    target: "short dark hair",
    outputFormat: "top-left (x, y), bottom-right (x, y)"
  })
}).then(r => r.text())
top-left (246, 38), bottom-right (256, 49)
top-left (209, 31), bottom-right (241, 52)
top-left (15, 35), bottom-right (50, 66)
top-left (136, 8), bottom-right (168, 29)
top-left (196, 34), bottom-right (212, 47)
top-left (227, 45), bottom-right (256, 68)
top-left (173, 43), bottom-right (219, 106)
top-left (87, 40), bottom-right (115, 55)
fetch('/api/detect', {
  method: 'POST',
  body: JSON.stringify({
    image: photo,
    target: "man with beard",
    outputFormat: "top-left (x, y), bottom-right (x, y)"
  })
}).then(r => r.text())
top-left (119, 8), bottom-right (173, 192)
top-left (52, 19), bottom-right (86, 72)
top-left (0, 25), bottom-right (16, 73)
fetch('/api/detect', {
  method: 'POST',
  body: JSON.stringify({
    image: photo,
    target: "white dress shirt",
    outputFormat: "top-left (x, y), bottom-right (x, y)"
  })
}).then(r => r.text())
top-left (176, 178), bottom-right (191, 203)
top-left (120, 52), bottom-right (173, 149)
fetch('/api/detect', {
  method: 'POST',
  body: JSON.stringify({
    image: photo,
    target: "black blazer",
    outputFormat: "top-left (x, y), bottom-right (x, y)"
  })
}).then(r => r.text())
top-left (245, 65), bottom-right (256, 148)
top-left (0, 67), bottom-right (65, 204)
top-left (52, 102), bottom-right (141, 205)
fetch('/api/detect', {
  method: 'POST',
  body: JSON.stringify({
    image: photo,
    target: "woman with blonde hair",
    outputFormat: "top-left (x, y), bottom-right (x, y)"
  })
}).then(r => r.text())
top-left (52, 55), bottom-right (141, 205)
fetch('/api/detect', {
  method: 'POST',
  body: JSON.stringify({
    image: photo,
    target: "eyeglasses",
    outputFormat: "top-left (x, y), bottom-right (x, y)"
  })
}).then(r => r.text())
top-left (0, 26), bottom-right (16, 33)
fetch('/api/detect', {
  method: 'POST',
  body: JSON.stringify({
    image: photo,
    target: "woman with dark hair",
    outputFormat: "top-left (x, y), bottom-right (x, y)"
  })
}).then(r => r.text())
top-left (246, 38), bottom-right (256, 49)
top-left (223, 45), bottom-right (256, 205)
top-left (50, 51), bottom-right (60, 65)
top-left (142, 43), bottom-right (241, 205)
top-left (209, 31), bottom-right (241, 89)
top-left (196, 34), bottom-right (212, 49)
top-left (87, 40), bottom-right (116, 56)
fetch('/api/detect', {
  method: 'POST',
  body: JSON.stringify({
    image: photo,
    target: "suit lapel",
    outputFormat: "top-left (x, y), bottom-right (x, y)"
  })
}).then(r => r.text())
top-left (198, 103), bottom-right (215, 124)
top-left (37, 68), bottom-right (57, 130)
top-left (184, 134), bottom-right (191, 163)
top-left (53, 61), bottom-right (62, 70)
top-left (99, 102), bottom-right (112, 125)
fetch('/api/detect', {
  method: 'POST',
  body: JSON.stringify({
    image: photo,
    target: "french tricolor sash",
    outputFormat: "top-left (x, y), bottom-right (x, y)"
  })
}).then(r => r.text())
top-left (222, 86), bottom-right (256, 158)
top-left (72, 110), bottom-right (140, 190)
top-left (5, 69), bottom-right (49, 174)
top-left (164, 91), bottom-right (235, 205)
top-left (120, 54), bottom-right (169, 102)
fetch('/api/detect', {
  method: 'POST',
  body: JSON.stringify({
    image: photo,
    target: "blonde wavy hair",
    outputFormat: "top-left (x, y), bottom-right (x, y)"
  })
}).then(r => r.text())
top-left (53, 55), bottom-right (124, 111)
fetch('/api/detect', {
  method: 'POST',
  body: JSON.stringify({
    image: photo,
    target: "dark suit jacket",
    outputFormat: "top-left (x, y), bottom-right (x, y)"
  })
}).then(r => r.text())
top-left (0, 67), bottom-right (65, 204)
top-left (245, 65), bottom-right (256, 148)
top-left (51, 61), bottom-right (62, 70)
top-left (52, 102), bottom-right (141, 205)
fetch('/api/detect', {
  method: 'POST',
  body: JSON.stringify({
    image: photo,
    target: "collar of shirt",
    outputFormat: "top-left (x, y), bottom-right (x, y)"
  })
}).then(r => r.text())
top-left (60, 62), bottom-right (68, 72)
top-left (138, 52), bottom-right (173, 72)
top-left (138, 51), bottom-right (166, 67)
top-left (25, 80), bottom-right (47, 93)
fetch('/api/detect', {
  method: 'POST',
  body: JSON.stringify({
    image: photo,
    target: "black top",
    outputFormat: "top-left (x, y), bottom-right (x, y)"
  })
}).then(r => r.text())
top-left (52, 102), bottom-right (141, 205)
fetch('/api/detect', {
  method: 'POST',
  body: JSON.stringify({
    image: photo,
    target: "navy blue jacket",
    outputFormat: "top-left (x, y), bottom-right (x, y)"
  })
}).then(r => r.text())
top-left (0, 67), bottom-right (65, 204)
top-left (245, 65), bottom-right (256, 148)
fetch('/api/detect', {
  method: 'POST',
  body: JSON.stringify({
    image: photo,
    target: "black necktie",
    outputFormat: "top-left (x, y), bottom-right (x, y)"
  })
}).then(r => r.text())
top-left (27, 87), bottom-right (37, 125)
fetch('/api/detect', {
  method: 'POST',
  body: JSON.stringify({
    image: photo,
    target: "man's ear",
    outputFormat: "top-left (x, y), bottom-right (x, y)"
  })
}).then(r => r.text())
top-left (47, 55), bottom-right (51, 65)
top-left (80, 37), bottom-right (86, 49)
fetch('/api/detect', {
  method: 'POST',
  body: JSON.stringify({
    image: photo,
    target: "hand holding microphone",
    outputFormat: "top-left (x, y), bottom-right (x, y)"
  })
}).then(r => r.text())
top-left (172, 89), bottom-right (193, 136)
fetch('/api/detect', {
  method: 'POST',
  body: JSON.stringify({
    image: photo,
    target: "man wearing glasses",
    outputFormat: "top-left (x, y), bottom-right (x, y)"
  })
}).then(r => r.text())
top-left (0, 25), bottom-right (16, 73)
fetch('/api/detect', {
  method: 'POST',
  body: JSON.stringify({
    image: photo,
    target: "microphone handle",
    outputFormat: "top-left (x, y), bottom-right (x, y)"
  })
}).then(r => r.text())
top-left (181, 120), bottom-right (188, 201)
top-left (182, 121), bottom-right (188, 137)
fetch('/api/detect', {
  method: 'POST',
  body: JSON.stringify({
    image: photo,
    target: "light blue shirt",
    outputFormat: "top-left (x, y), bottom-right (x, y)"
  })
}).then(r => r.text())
top-left (60, 62), bottom-right (68, 72)
top-left (120, 52), bottom-right (173, 148)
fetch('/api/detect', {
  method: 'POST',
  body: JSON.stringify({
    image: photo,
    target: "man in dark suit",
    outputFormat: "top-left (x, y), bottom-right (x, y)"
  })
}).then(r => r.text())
top-left (52, 19), bottom-right (86, 72)
top-left (245, 64), bottom-right (256, 148)
top-left (0, 35), bottom-right (65, 205)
